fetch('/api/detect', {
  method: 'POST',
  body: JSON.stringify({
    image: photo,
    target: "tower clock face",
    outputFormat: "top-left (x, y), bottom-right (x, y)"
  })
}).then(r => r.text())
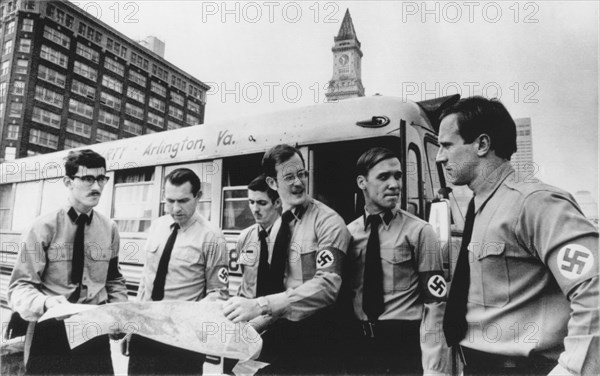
top-left (338, 54), bottom-right (349, 66)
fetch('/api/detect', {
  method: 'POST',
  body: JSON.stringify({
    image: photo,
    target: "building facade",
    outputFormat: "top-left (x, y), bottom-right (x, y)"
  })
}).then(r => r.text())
top-left (511, 117), bottom-right (534, 178)
top-left (325, 9), bottom-right (365, 102)
top-left (0, 0), bottom-right (209, 161)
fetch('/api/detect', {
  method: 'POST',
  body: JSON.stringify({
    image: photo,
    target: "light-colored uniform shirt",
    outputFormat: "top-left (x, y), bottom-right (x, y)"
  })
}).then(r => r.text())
top-left (347, 207), bottom-right (449, 373)
top-left (265, 199), bottom-right (351, 321)
top-left (8, 205), bottom-right (128, 321)
top-left (236, 222), bottom-right (279, 299)
top-left (137, 211), bottom-right (229, 302)
top-left (462, 162), bottom-right (599, 375)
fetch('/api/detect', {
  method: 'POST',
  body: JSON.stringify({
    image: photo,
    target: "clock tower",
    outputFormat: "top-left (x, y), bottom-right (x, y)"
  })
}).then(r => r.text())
top-left (326, 9), bottom-right (365, 102)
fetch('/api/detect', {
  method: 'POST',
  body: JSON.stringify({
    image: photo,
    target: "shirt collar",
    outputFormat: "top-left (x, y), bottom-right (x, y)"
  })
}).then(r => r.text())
top-left (171, 211), bottom-right (201, 232)
top-left (363, 207), bottom-right (396, 231)
top-left (472, 161), bottom-right (514, 213)
top-left (288, 199), bottom-right (310, 221)
top-left (67, 207), bottom-right (93, 225)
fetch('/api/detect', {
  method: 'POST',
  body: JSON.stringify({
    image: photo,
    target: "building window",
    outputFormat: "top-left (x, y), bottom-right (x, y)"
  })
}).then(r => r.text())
top-left (35, 86), bottom-right (64, 108)
top-left (18, 38), bottom-right (31, 53)
top-left (102, 75), bottom-right (122, 93)
top-left (126, 87), bottom-right (145, 103)
top-left (15, 59), bottom-right (28, 74)
top-left (185, 113), bottom-right (199, 125)
top-left (78, 22), bottom-right (103, 45)
top-left (38, 65), bottom-right (66, 88)
top-left (123, 119), bottom-right (142, 135)
top-left (9, 102), bottom-right (23, 117)
top-left (168, 106), bottom-right (184, 121)
top-left (12, 81), bottom-right (25, 96)
top-left (96, 128), bottom-right (117, 143)
top-left (43, 25), bottom-right (71, 48)
top-left (129, 70), bottom-right (147, 87)
top-left (98, 109), bottom-right (120, 128)
top-left (7, 124), bottom-right (19, 139)
top-left (40, 45), bottom-right (68, 68)
top-left (29, 129), bottom-right (58, 149)
top-left (68, 99), bottom-right (94, 119)
top-left (46, 4), bottom-right (74, 28)
top-left (171, 92), bottom-right (184, 106)
top-left (151, 64), bottom-right (169, 81)
top-left (4, 147), bottom-right (17, 161)
top-left (22, 19), bottom-right (34, 32)
top-left (112, 167), bottom-right (154, 232)
top-left (0, 82), bottom-right (6, 97)
top-left (151, 82), bottom-right (166, 97)
top-left (104, 57), bottom-right (124, 76)
top-left (100, 91), bottom-right (121, 111)
top-left (76, 42), bottom-right (99, 63)
top-left (71, 79), bottom-right (96, 99)
top-left (64, 138), bottom-right (86, 149)
top-left (32, 106), bottom-right (61, 128)
top-left (66, 118), bottom-right (92, 138)
top-left (130, 51), bottom-right (149, 71)
top-left (106, 38), bottom-right (127, 58)
top-left (147, 112), bottom-right (164, 128)
top-left (125, 103), bottom-right (144, 119)
top-left (167, 121), bottom-right (181, 130)
top-left (5, 20), bottom-right (15, 34)
top-left (149, 97), bottom-right (165, 112)
top-left (0, 184), bottom-right (14, 229)
top-left (0, 61), bottom-right (9, 76)
top-left (2, 40), bottom-right (13, 55)
top-left (188, 101), bottom-right (200, 113)
top-left (74, 61), bottom-right (97, 81)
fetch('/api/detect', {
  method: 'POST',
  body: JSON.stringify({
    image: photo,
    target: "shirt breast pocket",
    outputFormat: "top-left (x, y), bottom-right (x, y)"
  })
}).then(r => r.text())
top-left (174, 247), bottom-right (201, 264)
top-left (47, 243), bottom-right (72, 262)
top-left (381, 246), bottom-right (414, 292)
top-left (238, 241), bottom-right (260, 267)
top-left (472, 242), bottom-right (509, 307)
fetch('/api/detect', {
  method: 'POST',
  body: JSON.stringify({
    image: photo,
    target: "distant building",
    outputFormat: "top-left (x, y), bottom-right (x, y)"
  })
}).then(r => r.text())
top-left (137, 36), bottom-right (165, 58)
top-left (0, 0), bottom-right (209, 161)
top-left (511, 117), bottom-right (534, 178)
top-left (325, 9), bottom-right (365, 102)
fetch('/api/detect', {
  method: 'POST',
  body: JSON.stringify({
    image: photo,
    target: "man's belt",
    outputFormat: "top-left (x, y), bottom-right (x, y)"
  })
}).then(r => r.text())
top-left (357, 320), bottom-right (420, 339)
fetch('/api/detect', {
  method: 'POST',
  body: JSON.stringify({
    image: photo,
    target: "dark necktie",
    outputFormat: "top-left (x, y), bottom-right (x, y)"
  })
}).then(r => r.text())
top-left (268, 210), bottom-right (295, 295)
top-left (69, 213), bottom-right (88, 302)
top-left (443, 198), bottom-right (476, 346)
top-left (256, 228), bottom-right (270, 297)
top-left (363, 214), bottom-right (384, 322)
top-left (152, 223), bottom-right (180, 301)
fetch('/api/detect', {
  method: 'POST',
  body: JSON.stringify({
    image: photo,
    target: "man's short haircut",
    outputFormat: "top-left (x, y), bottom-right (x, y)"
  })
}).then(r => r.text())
top-left (165, 168), bottom-right (201, 196)
top-left (64, 149), bottom-right (106, 177)
top-left (356, 147), bottom-right (400, 177)
top-left (440, 96), bottom-right (517, 160)
top-left (262, 144), bottom-right (305, 178)
top-left (248, 174), bottom-right (280, 203)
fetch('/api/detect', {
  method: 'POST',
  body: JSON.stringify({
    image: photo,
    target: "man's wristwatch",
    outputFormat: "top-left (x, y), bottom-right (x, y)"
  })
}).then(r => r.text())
top-left (256, 296), bottom-right (270, 315)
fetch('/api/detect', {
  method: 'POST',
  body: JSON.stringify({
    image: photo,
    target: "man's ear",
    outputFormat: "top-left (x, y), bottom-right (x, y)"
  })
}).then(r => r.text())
top-left (196, 190), bottom-right (203, 200)
top-left (357, 175), bottom-right (367, 190)
top-left (476, 134), bottom-right (492, 156)
top-left (274, 198), bottom-right (282, 209)
top-left (63, 176), bottom-right (72, 188)
top-left (266, 176), bottom-right (278, 191)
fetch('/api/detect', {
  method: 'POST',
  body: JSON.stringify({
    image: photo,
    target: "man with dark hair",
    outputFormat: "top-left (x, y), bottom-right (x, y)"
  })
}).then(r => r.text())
top-left (438, 96), bottom-right (599, 375)
top-left (223, 144), bottom-right (351, 374)
top-left (8, 149), bottom-right (128, 375)
top-left (343, 147), bottom-right (448, 375)
top-left (127, 168), bottom-right (229, 375)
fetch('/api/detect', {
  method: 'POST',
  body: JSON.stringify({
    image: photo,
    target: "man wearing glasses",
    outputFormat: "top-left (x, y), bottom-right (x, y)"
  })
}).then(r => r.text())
top-left (224, 144), bottom-right (351, 374)
top-left (8, 149), bottom-right (128, 375)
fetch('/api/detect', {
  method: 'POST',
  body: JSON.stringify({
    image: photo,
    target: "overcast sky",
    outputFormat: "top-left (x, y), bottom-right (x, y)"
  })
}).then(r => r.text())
top-left (72, 0), bottom-right (599, 201)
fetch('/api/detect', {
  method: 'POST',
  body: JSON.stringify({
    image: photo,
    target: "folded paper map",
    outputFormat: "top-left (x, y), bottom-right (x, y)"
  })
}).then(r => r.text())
top-left (43, 299), bottom-right (262, 362)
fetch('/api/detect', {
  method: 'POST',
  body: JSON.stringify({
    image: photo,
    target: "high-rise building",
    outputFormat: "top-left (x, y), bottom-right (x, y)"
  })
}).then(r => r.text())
top-left (0, 0), bottom-right (209, 161)
top-left (325, 9), bottom-right (365, 102)
top-left (512, 117), bottom-right (534, 176)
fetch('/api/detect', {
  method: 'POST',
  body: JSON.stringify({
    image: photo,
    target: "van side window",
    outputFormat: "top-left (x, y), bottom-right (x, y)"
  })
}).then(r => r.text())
top-left (113, 167), bottom-right (154, 233)
top-left (406, 144), bottom-right (423, 218)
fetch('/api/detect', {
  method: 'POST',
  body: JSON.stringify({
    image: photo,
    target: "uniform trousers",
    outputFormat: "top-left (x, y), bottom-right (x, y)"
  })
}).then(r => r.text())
top-left (25, 319), bottom-right (113, 375)
top-left (342, 320), bottom-right (423, 375)
top-left (128, 334), bottom-right (206, 375)
top-left (258, 308), bottom-right (344, 375)
top-left (461, 347), bottom-right (556, 376)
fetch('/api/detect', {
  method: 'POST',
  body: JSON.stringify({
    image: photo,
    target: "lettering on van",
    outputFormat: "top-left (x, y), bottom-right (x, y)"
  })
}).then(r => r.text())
top-left (217, 130), bottom-right (235, 146)
top-left (143, 137), bottom-right (206, 158)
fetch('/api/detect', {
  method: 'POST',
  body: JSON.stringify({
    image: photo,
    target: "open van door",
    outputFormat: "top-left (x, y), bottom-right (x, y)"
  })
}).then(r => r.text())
top-left (428, 199), bottom-right (452, 280)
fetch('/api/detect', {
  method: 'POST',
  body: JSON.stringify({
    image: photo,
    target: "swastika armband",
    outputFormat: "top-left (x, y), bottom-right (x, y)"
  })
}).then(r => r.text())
top-left (419, 271), bottom-right (447, 303)
top-left (316, 247), bottom-right (345, 274)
